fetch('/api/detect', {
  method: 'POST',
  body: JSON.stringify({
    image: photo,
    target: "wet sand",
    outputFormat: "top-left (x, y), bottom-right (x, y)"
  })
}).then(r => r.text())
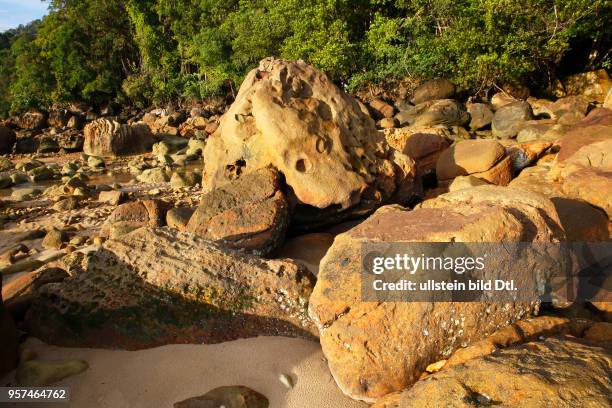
top-left (1, 336), bottom-right (367, 408)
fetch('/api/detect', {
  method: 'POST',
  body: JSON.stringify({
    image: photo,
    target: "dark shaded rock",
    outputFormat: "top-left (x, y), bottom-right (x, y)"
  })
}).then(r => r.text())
top-left (174, 386), bottom-right (268, 408)
top-left (48, 109), bottom-right (69, 128)
top-left (19, 111), bottom-right (47, 130)
top-left (0, 125), bottom-right (16, 154)
top-left (26, 227), bottom-right (316, 349)
top-left (187, 168), bottom-right (289, 256)
top-left (0, 275), bottom-right (19, 376)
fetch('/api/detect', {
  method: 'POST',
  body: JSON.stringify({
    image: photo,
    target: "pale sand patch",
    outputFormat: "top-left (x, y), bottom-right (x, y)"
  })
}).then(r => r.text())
top-left (2, 336), bottom-right (367, 408)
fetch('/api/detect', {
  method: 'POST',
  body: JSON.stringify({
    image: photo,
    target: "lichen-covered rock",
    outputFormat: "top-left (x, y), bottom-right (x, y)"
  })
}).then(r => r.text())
top-left (187, 168), bottom-right (289, 256)
top-left (372, 337), bottom-right (612, 408)
top-left (0, 125), bottom-right (16, 154)
top-left (25, 227), bottom-right (317, 349)
top-left (202, 58), bottom-right (417, 225)
top-left (84, 118), bottom-right (154, 157)
top-left (309, 186), bottom-right (564, 402)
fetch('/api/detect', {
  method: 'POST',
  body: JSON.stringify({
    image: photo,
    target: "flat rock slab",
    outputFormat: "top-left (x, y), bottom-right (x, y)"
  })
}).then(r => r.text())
top-left (26, 227), bottom-right (316, 349)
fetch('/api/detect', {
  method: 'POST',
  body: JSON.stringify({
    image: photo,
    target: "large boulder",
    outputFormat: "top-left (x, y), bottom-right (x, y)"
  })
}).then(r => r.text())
top-left (202, 58), bottom-right (417, 226)
top-left (436, 139), bottom-right (511, 185)
top-left (84, 119), bottom-right (154, 157)
top-left (25, 227), bottom-right (317, 349)
top-left (0, 125), bottom-right (16, 154)
top-left (373, 337), bottom-right (612, 408)
top-left (491, 101), bottom-right (533, 139)
top-left (187, 168), bottom-right (289, 256)
top-left (410, 79), bottom-right (456, 105)
top-left (0, 275), bottom-right (19, 376)
top-left (308, 186), bottom-right (565, 402)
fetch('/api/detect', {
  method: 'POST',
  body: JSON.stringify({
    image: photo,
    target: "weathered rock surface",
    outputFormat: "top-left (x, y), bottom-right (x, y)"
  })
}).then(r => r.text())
top-left (187, 168), bottom-right (289, 256)
top-left (0, 125), bottom-right (16, 154)
top-left (1, 275), bottom-right (19, 376)
top-left (492, 101), bottom-right (533, 139)
top-left (384, 127), bottom-right (449, 172)
top-left (19, 110), bottom-right (47, 130)
top-left (372, 337), bottom-right (611, 408)
top-left (466, 103), bottom-right (493, 130)
top-left (556, 69), bottom-right (612, 103)
top-left (25, 227), bottom-right (317, 349)
top-left (202, 58), bottom-right (417, 225)
top-left (436, 139), bottom-right (510, 185)
top-left (174, 386), bottom-right (269, 408)
top-left (84, 118), bottom-right (154, 157)
top-left (309, 186), bottom-right (565, 402)
top-left (411, 79), bottom-right (456, 105)
top-left (101, 199), bottom-right (170, 238)
top-left (412, 99), bottom-right (469, 127)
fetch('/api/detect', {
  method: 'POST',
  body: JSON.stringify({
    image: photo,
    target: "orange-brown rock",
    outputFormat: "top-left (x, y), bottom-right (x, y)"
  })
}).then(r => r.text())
top-left (555, 69), bottom-right (612, 103)
top-left (186, 168), bottom-right (289, 256)
top-left (25, 227), bottom-right (317, 349)
top-left (373, 337), bottom-right (612, 408)
top-left (84, 119), bottom-right (154, 157)
top-left (384, 127), bottom-right (449, 172)
top-left (203, 58), bottom-right (417, 222)
top-left (436, 139), bottom-right (508, 183)
top-left (101, 199), bottom-right (171, 238)
top-left (410, 79), bottom-right (456, 105)
top-left (309, 186), bottom-right (565, 402)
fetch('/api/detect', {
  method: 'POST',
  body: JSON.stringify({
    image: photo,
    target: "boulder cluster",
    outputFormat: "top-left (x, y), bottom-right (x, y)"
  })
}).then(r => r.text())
top-left (0, 59), bottom-right (610, 405)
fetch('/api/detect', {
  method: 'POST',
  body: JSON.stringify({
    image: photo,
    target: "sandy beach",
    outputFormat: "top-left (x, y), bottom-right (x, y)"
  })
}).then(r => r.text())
top-left (1, 336), bottom-right (367, 408)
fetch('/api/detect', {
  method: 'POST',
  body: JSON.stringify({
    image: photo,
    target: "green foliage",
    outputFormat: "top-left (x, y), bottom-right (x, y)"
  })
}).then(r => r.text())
top-left (0, 0), bottom-right (610, 117)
